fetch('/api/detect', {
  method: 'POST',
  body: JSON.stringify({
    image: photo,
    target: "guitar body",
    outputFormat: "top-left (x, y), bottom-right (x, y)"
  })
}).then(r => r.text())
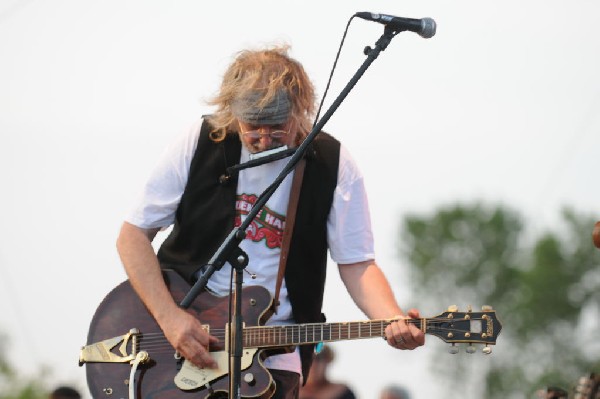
top-left (85, 270), bottom-right (276, 399)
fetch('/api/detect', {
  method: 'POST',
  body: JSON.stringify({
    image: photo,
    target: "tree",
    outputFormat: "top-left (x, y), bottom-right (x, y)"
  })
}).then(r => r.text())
top-left (399, 203), bottom-right (600, 398)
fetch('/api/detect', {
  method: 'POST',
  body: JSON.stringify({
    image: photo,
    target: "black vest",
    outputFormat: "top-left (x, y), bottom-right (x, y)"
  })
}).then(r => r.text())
top-left (157, 119), bottom-right (341, 379)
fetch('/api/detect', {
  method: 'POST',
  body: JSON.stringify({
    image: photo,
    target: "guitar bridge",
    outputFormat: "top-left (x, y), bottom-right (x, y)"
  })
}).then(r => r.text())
top-left (79, 328), bottom-right (140, 365)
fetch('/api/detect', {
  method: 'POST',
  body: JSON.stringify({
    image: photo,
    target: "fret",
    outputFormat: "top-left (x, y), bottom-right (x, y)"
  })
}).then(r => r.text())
top-left (246, 328), bottom-right (253, 346)
top-left (320, 324), bottom-right (324, 342)
top-left (293, 325), bottom-right (298, 344)
top-left (304, 324), bottom-right (309, 343)
top-left (290, 325), bottom-right (295, 344)
top-left (278, 327), bottom-right (283, 344)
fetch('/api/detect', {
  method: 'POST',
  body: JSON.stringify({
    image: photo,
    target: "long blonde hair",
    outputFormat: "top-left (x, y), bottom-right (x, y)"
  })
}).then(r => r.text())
top-left (206, 45), bottom-right (316, 144)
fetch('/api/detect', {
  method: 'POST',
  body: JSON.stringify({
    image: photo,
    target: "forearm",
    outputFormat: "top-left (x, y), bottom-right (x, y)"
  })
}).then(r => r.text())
top-left (116, 221), bottom-right (219, 367)
top-left (338, 260), bottom-right (404, 319)
top-left (340, 260), bottom-right (425, 350)
top-left (116, 222), bottom-right (179, 324)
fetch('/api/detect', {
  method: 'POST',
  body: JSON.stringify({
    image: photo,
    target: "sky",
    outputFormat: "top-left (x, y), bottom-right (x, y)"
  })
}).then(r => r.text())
top-left (1, 1), bottom-right (599, 398)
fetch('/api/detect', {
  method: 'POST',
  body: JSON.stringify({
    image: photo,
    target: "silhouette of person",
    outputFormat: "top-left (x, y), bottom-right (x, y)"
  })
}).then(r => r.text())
top-left (49, 386), bottom-right (81, 399)
top-left (379, 384), bottom-right (411, 399)
top-left (299, 345), bottom-right (356, 399)
top-left (534, 386), bottom-right (568, 399)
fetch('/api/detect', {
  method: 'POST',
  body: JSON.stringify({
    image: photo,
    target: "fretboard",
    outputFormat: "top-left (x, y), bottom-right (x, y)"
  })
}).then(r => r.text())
top-left (243, 319), bottom-right (421, 348)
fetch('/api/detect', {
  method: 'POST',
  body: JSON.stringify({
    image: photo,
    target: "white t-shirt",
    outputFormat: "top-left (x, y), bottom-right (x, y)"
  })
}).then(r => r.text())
top-left (126, 118), bottom-right (375, 374)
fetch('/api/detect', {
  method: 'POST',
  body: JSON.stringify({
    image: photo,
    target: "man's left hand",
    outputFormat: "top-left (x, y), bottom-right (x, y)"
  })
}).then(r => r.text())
top-left (384, 308), bottom-right (425, 350)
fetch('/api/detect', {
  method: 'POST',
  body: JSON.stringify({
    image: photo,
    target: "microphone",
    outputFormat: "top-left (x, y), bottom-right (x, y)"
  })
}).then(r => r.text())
top-left (355, 12), bottom-right (436, 38)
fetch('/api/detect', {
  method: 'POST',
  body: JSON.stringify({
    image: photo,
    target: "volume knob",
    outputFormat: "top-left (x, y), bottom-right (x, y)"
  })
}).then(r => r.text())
top-left (244, 373), bottom-right (256, 386)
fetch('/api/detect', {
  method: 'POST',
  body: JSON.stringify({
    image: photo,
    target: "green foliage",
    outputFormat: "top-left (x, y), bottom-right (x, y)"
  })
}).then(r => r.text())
top-left (399, 203), bottom-right (600, 398)
top-left (0, 332), bottom-right (51, 399)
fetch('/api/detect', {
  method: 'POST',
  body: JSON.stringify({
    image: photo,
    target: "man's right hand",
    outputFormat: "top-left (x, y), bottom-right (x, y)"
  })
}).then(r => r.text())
top-left (117, 222), bottom-right (220, 369)
top-left (160, 307), bottom-right (220, 369)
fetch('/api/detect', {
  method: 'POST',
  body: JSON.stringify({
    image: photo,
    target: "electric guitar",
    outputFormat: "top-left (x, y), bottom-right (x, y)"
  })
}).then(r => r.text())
top-left (79, 270), bottom-right (502, 398)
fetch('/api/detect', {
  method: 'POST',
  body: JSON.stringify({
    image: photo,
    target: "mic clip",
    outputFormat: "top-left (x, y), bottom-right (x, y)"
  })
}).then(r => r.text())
top-left (219, 146), bottom-right (297, 185)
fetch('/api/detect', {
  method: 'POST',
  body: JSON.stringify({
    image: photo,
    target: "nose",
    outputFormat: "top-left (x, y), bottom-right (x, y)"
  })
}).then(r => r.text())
top-left (259, 133), bottom-right (273, 142)
top-left (257, 127), bottom-right (274, 140)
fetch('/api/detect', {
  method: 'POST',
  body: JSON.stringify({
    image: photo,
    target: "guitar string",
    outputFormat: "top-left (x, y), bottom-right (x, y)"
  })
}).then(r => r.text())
top-left (135, 316), bottom-right (486, 343)
top-left (131, 318), bottom-right (488, 352)
top-left (135, 318), bottom-right (484, 342)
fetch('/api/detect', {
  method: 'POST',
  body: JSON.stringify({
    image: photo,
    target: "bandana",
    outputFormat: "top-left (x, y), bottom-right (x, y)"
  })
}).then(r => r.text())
top-left (231, 90), bottom-right (291, 125)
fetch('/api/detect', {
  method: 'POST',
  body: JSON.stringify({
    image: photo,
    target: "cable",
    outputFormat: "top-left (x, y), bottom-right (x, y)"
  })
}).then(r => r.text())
top-left (313, 15), bottom-right (358, 126)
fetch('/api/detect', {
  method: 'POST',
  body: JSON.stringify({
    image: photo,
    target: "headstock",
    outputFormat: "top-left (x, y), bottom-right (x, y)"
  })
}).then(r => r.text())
top-left (426, 305), bottom-right (502, 354)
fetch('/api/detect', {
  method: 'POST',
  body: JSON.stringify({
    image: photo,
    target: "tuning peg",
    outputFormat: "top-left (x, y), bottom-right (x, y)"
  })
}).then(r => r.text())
top-left (482, 346), bottom-right (492, 355)
top-left (449, 344), bottom-right (459, 354)
top-left (447, 305), bottom-right (458, 312)
top-left (481, 305), bottom-right (493, 312)
top-left (466, 345), bottom-right (476, 354)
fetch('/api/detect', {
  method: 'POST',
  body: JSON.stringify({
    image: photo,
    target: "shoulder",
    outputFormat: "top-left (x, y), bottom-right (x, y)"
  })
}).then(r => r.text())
top-left (312, 131), bottom-right (341, 152)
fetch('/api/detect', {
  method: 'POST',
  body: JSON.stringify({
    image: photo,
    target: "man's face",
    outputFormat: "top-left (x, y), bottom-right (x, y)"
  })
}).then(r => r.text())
top-left (238, 120), bottom-right (296, 153)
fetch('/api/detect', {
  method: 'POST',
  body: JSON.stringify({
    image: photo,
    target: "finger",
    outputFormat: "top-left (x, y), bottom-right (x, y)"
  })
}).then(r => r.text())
top-left (399, 310), bottom-right (426, 348)
top-left (392, 319), bottom-right (420, 349)
top-left (194, 332), bottom-right (219, 368)
top-left (404, 314), bottom-right (426, 346)
top-left (198, 346), bottom-right (218, 368)
top-left (386, 323), bottom-right (409, 349)
top-left (186, 342), bottom-right (218, 369)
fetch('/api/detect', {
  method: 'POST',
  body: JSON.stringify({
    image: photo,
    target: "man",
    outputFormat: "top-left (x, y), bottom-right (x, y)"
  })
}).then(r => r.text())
top-left (299, 345), bottom-right (356, 399)
top-left (116, 45), bottom-right (424, 398)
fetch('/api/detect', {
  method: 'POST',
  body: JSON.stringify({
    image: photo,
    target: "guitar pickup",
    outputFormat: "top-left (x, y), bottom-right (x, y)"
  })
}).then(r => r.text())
top-left (79, 328), bottom-right (140, 365)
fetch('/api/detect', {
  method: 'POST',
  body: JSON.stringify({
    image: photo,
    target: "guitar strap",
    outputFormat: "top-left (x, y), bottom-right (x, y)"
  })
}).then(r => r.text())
top-left (272, 158), bottom-right (306, 313)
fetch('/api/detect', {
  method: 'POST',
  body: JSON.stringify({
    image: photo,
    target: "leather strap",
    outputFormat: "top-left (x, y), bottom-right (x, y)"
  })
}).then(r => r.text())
top-left (273, 158), bottom-right (306, 312)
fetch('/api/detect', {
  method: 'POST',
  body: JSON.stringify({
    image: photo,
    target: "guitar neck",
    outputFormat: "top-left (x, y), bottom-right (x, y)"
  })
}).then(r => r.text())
top-left (243, 318), bottom-right (422, 348)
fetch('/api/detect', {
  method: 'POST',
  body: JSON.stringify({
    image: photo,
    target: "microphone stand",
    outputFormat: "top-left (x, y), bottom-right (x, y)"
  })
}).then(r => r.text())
top-left (178, 26), bottom-right (400, 399)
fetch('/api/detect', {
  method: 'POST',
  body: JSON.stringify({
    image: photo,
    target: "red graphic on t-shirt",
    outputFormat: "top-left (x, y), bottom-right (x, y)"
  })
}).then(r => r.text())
top-left (235, 194), bottom-right (286, 249)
